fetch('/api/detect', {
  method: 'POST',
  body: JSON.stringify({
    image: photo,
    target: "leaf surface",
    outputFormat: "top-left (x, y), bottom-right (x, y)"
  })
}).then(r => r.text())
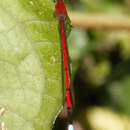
top-left (0, 0), bottom-right (63, 129)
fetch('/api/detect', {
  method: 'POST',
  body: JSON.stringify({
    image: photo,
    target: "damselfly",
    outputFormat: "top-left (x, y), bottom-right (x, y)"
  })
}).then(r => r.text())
top-left (55, 0), bottom-right (74, 130)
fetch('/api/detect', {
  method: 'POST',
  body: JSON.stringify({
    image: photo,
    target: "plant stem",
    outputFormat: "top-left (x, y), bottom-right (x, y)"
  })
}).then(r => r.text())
top-left (68, 12), bottom-right (130, 30)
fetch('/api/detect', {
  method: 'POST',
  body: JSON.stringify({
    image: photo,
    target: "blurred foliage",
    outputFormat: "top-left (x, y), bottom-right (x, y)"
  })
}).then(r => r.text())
top-left (54, 0), bottom-right (130, 130)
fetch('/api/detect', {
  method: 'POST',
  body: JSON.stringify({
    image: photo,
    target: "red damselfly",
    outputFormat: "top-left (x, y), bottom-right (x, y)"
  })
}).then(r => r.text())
top-left (55, 0), bottom-right (74, 130)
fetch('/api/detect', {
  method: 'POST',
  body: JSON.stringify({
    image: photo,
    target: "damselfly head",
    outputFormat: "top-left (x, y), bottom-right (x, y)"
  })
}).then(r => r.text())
top-left (55, 0), bottom-right (67, 21)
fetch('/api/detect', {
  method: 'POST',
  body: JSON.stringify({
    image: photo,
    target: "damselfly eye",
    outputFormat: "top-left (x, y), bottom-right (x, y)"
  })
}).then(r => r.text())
top-left (56, 1), bottom-right (67, 20)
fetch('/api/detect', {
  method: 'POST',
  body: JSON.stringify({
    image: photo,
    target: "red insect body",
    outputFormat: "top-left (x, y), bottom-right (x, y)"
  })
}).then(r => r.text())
top-left (56, 0), bottom-right (67, 20)
top-left (60, 22), bottom-right (72, 108)
top-left (66, 91), bottom-right (71, 108)
top-left (56, 0), bottom-right (72, 109)
top-left (55, 0), bottom-right (74, 128)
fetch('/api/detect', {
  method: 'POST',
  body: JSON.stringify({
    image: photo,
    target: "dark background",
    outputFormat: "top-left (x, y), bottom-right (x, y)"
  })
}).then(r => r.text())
top-left (54, 0), bottom-right (130, 129)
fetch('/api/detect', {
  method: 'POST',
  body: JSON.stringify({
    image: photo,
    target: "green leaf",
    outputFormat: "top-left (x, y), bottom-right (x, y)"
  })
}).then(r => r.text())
top-left (0, 0), bottom-right (69, 129)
